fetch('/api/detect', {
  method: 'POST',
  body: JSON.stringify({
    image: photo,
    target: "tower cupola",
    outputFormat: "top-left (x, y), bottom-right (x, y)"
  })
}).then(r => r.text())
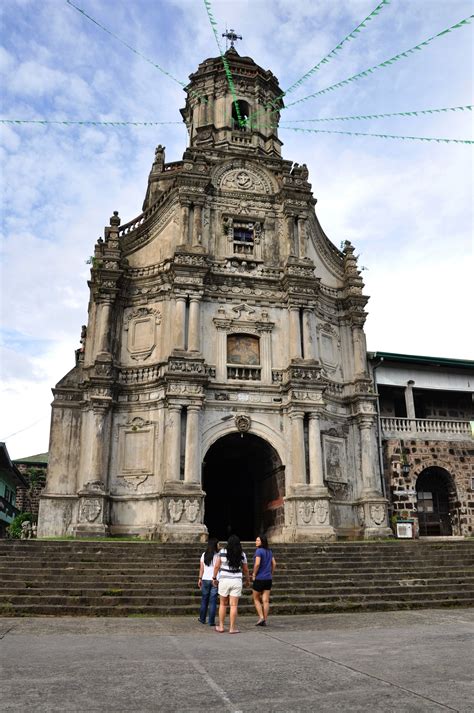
top-left (180, 47), bottom-right (284, 156)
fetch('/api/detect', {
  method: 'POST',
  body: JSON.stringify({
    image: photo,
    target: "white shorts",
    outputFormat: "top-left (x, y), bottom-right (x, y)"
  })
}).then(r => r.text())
top-left (218, 578), bottom-right (242, 598)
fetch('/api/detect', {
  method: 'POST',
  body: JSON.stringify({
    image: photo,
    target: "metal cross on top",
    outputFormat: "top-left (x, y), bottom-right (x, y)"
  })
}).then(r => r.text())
top-left (222, 28), bottom-right (242, 50)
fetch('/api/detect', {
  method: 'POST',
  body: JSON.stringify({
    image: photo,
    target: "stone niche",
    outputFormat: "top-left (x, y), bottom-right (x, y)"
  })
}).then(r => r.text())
top-left (116, 417), bottom-right (155, 491)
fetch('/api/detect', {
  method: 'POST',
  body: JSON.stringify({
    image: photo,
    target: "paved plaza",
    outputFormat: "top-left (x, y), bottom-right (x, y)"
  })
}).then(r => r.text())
top-left (1, 608), bottom-right (473, 712)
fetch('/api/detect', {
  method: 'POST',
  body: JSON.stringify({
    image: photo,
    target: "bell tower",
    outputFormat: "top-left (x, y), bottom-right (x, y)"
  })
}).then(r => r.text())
top-left (180, 47), bottom-right (284, 156)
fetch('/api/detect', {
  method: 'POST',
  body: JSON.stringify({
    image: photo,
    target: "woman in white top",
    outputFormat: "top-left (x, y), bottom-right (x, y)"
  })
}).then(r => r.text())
top-left (212, 534), bottom-right (250, 634)
top-left (198, 538), bottom-right (219, 626)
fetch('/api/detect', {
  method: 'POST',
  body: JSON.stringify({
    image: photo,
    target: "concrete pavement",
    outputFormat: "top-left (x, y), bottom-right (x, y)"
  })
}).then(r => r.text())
top-left (1, 608), bottom-right (473, 712)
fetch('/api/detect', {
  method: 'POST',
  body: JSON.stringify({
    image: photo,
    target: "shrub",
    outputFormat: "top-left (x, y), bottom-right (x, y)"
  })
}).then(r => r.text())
top-left (7, 512), bottom-right (35, 539)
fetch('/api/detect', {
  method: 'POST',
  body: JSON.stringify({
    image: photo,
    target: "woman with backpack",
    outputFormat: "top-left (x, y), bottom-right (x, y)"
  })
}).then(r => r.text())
top-left (212, 534), bottom-right (250, 634)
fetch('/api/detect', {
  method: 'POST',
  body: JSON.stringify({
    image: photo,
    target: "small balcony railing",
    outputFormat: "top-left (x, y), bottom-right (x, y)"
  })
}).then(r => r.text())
top-left (233, 240), bottom-right (254, 255)
top-left (227, 365), bottom-right (262, 381)
top-left (381, 417), bottom-right (472, 439)
top-left (0, 495), bottom-right (20, 520)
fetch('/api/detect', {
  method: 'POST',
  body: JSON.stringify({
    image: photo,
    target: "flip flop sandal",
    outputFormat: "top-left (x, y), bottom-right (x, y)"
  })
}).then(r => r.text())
top-left (229, 630), bottom-right (240, 634)
top-left (215, 627), bottom-right (225, 633)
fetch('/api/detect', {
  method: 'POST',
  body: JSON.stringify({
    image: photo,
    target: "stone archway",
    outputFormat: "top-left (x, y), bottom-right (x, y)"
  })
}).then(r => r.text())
top-left (416, 467), bottom-right (457, 536)
top-left (202, 433), bottom-right (285, 541)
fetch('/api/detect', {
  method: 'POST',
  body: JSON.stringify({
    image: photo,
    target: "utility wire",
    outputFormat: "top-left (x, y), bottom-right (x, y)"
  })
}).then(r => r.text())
top-left (65, 0), bottom-right (205, 102)
top-left (280, 105), bottom-right (473, 124)
top-left (0, 119), bottom-right (181, 126)
top-left (278, 126), bottom-right (474, 145)
top-left (250, 0), bottom-right (391, 124)
top-left (262, 14), bottom-right (474, 119)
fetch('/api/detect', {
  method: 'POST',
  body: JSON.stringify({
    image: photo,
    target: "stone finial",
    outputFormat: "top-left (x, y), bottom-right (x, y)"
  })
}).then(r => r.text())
top-left (110, 211), bottom-right (120, 227)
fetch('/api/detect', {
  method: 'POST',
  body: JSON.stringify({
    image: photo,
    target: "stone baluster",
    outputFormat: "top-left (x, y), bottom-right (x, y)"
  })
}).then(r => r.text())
top-left (184, 405), bottom-right (201, 484)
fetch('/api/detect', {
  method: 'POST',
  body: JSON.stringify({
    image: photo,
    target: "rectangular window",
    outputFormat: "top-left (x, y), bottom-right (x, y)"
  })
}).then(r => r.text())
top-left (233, 221), bottom-right (254, 255)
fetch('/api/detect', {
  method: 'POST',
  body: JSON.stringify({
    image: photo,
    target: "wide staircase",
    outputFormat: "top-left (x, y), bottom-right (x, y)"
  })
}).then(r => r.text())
top-left (1, 540), bottom-right (473, 616)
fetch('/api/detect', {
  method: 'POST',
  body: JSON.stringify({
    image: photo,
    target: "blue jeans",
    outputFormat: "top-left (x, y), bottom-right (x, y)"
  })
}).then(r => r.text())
top-left (199, 579), bottom-right (218, 625)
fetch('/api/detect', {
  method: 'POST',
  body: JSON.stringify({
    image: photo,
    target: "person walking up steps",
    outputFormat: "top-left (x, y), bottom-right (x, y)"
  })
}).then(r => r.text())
top-left (212, 534), bottom-right (250, 634)
top-left (198, 538), bottom-right (219, 626)
top-left (252, 534), bottom-right (276, 627)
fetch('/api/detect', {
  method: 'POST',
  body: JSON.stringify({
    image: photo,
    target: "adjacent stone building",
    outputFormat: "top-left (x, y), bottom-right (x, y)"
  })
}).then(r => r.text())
top-left (369, 353), bottom-right (474, 537)
top-left (38, 48), bottom-right (391, 541)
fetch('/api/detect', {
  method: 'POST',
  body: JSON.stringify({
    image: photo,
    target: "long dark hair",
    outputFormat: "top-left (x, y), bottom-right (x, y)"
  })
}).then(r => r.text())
top-left (203, 538), bottom-right (219, 566)
top-left (259, 534), bottom-right (269, 549)
top-left (226, 534), bottom-right (243, 572)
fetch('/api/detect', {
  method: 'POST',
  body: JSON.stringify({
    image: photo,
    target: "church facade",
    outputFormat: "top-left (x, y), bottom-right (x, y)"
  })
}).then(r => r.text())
top-left (38, 48), bottom-right (390, 542)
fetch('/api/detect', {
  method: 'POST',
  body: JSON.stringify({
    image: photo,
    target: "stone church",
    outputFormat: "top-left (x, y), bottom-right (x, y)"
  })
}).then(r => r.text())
top-left (38, 47), bottom-right (391, 542)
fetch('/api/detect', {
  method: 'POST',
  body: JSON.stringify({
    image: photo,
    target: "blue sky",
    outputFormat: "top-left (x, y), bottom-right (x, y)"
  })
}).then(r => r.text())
top-left (1, 0), bottom-right (473, 458)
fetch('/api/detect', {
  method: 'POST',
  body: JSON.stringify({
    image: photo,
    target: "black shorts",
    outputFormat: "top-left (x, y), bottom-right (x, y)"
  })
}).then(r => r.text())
top-left (252, 579), bottom-right (272, 592)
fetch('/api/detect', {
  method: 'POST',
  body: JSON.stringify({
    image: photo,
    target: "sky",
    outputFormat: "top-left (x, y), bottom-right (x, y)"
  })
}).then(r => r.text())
top-left (1, 0), bottom-right (473, 459)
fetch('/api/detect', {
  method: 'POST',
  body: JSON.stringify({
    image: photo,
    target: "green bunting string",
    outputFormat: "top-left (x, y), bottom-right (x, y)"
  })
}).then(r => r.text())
top-left (265, 14), bottom-right (474, 118)
top-left (279, 125), bottom-right (474, 144)
top-left (203, 0), bottom-right (244, 127)
top-left (281, 105), bottom-right (473, 124)
top-left (65, 0), bottom-right (205, 103)
top-left (0, 119), bottom-right (182, 126)
top-left (250, 0), bottom-right (391, 125)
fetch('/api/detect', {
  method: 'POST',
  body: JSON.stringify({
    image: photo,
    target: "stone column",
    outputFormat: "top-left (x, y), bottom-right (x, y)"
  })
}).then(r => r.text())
top-left (360, 417), bottom-right (379, 495)
top-left (302, 308), bottom-right (315, 360)
top-left (167, 405), bottom-right (182, 482)
top-left (188, 298), bottom-right (201, 352)
top-left (193, 205), bottom-right (202, 246)
top-left (298, 217), bottom-right (306, 259)
top-left (260, 328), bottom-right (272, 383)
top-left (95, 300), bottom-right (113, 356)
top-left (184, 405), bottom-right (201, 484)
top-left (181, 205), bottom-right (190, 245)
top-left (290, 412), bottom-right (306, 487)
top-left (404, 380), bottom-right (416, 419)
top-left (287, 216), bottom-right (297, 257)
top-left (174, 297), bottom-right (187, 350)
top-left (215, 326), bottom-right (227, 382)
top-left (308, 413), bottom-right (327, 492)
top-left (289, 307), bottom-right (301, 360)
top-left (352, 326), bottom-right (367, 376)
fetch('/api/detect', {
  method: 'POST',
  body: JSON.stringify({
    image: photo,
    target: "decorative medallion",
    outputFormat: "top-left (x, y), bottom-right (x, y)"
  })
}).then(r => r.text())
top-left (298, 501), bottom-right (314, 525)
top-left (169, 499), bottom-right (183, 523)
top-left (315, 500), bottom-right (329, 524)
top-left (235, 414), bottom-right (251, 433)
top-left (185, 499), bottom-right (200, 523)
top-left (370, 504), bottom-right (386, 526)
top-left (79, 498), bottom-right (102, 523)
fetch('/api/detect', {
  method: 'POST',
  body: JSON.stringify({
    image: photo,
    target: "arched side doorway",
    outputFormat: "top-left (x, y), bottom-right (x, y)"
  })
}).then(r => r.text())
top-left (416, 467), bottom-right (456, 536)
top-left (202, 433), bottom-right (284, 541)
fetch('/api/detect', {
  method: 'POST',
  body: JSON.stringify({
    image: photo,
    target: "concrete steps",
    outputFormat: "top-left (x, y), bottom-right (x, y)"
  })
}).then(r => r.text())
top-left (1, 540), bottom-right (473, 616)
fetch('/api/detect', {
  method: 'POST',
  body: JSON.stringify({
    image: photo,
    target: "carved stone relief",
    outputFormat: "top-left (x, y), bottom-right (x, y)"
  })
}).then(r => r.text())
top-left (117, 417), bottom-right (155, 490)
top-left (79, 498), bottom-right (102, 523)
top-left (323, 436), bottom-right (347, 484)
top-left (370, 504), bottom-right (386, 526)
top-left (124, 306), bottom-right (161, 361)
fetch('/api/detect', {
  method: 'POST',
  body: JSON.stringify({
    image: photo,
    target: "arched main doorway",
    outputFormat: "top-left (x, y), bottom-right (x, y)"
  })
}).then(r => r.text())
top-left (416, 467), bottom-right (456, 536)
top-left (202, 433), bottom-right (284, 540)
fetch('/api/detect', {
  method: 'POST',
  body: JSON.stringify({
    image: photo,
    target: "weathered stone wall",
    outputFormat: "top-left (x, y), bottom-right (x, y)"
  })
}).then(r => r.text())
top-left (384, 437), bottom-right (474, 535)
top-left (15, 465), bottom-right (47, 518)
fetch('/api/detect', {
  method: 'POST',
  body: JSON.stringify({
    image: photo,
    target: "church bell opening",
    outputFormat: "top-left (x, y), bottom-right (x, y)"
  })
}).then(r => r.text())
top-left (202, 433), bottom-right (285, 541)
